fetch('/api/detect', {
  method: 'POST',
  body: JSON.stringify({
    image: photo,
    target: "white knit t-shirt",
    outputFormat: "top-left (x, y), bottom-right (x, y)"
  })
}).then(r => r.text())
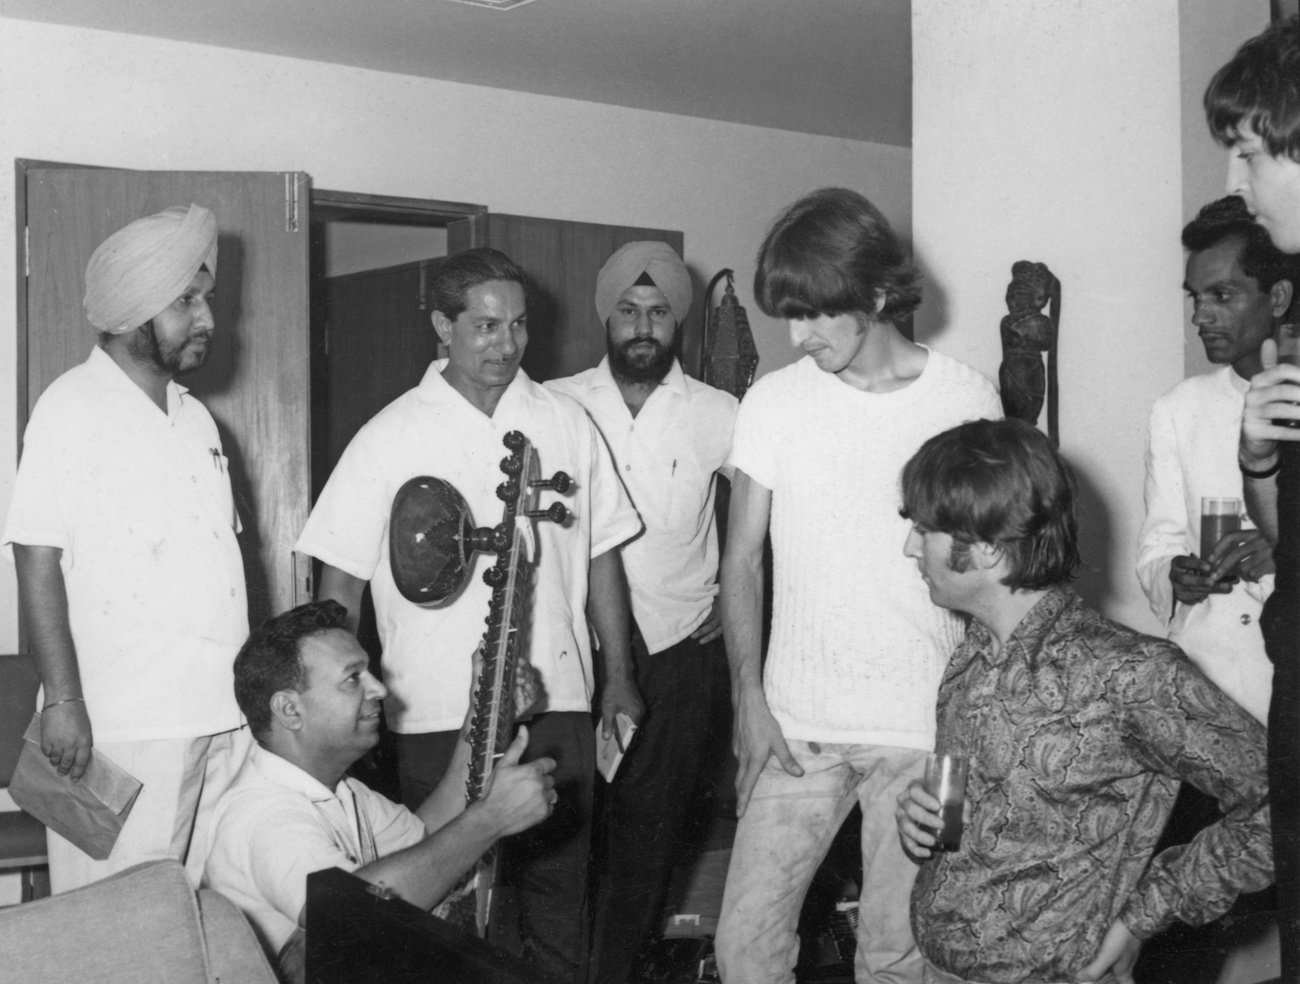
top-left (729, 348), bottom-right (1002, 748)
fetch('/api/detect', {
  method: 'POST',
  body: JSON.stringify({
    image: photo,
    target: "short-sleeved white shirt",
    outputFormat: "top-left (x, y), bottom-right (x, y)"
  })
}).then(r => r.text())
top-left (204, 743), bottom-right (427, 959)
top-left (2, 347), bottom-right (246, 741)
top-left (296, 361), bottom-right (641, 734)
top-left (729, 348), bottom-right (1002, 748)
top-left (546, 358), bottom-right (737, 653)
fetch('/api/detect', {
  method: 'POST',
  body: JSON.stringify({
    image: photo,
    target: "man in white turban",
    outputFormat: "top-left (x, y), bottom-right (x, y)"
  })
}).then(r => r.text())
top-left (546, 240), bottom-right (738, 984)
top-left (3, 204), bottom-right (253, 893)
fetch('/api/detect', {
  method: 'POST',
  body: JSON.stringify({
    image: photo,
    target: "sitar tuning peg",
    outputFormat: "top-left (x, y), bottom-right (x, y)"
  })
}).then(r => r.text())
top-left (531, 471), bottom-right (571, 494)
top-left (527, 503), bottom-right (569, 524)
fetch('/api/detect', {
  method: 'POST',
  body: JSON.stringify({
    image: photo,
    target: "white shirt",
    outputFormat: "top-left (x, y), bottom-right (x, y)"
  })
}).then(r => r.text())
top-left (204, 743), bottom-right (427, 960)
top-left (545, 358), bottom-right (737, 654)
top-left (1137, 366), bottom-right (1273, 723)
top-left (296, 361), bottom-right (641, 733)
top-left (729, 348), bottom-right (1002, 748)
top-left (2, 346), bottom-right (246, 741)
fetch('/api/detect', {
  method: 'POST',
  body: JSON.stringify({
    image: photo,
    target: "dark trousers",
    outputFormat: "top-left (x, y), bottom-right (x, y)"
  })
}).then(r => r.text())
top-left (588, 630), bottom-right (719, 984)
top-left (1262, 443), bottom-right (1300, 981)
top-left (395, 710), bottom-right (596, 984)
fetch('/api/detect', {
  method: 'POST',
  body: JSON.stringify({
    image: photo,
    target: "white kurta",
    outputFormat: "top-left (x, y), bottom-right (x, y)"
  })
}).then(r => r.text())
top-left (1137, 366), bottom-right (1273, 723)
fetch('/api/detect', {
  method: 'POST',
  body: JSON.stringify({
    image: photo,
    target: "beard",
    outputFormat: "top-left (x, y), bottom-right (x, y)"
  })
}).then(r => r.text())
top-left (608, 331), bottom-right (676, 385)
top-left (130, 321), bottom-right (210, 377)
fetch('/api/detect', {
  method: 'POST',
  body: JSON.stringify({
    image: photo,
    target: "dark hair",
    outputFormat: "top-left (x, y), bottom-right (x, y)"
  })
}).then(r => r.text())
top-left (1182, 195), bottom-right (1300, 291)
top-left (1205, 17), bottom-right (1300, 160)
top-left (900, 418), bottom-right (1079, 591)
top-left (427, 247), bottom-right (527, 321)
top-left (234, 600), bottom-right (350, 743)
top-left (754, 187), bottom-right (921, 325)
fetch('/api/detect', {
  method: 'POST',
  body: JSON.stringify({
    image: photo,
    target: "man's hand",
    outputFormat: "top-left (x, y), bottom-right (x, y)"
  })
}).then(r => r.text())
top-left (1073, 919), bottom-right (1140, 983)
top-left (895, 780), bottom-right (942, 862)
top-left (732, 688), bottom-right (801, 818)
top-left (1207, 529), bottom-right (1275, 584)
top-left (1242, 338), bottom-right (1300, 466)
top-left (478, 727), bottom-right (556, 837)
top-left (690, 600), bottom-right (724, 646)
top-left (599, 673), bottom-right (644, 748)
top-left (41, 699), bottom-right (93, 781)
top-left (1168, 554), bottom-right (1224, 605)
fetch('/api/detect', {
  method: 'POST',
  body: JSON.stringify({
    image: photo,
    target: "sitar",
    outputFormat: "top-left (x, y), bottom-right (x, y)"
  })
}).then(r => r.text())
top-left (389, 430), bottom-right (571, 937)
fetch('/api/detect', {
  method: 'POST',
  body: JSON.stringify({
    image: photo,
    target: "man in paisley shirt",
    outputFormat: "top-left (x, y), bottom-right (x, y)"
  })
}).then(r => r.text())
top-left (894, 418), bottom-right (1272, 984)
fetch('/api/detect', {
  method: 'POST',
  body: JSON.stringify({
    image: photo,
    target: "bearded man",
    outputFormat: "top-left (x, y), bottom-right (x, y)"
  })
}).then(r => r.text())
top-left (3, 204), bottom-right (253, 892)
top-left (546, 240), bottom-right (737, 984)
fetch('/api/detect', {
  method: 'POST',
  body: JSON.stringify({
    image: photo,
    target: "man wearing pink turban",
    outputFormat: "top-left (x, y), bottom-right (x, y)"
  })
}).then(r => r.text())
top-left (3, 204), bottom-right (252, 893)
top-left (547, 241), bottom-right (738, 984)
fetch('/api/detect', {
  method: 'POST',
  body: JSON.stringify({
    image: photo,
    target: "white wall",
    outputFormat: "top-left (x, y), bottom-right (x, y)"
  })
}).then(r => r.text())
top-left (913, 0), bottom-right (1185, 633)
top-left (0, 17), bottom-right (912, 649)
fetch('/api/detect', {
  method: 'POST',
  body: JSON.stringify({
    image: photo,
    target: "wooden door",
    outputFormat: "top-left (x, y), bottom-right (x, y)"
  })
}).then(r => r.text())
top-left (23, 168), bottom-right (312, 624)
top-left (450, 213), bottom-right (697, 382)
top-left (315, 257), bottom-right (443, 494)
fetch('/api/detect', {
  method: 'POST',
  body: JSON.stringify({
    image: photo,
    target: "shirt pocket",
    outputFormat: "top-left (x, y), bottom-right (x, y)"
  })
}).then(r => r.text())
top-left (663, 455), bottom-right (714, 534)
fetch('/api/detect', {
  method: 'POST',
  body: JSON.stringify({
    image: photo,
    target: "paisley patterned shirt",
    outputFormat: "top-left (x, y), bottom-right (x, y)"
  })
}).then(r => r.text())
top-left (911, 588), bottom-right (1271, 983)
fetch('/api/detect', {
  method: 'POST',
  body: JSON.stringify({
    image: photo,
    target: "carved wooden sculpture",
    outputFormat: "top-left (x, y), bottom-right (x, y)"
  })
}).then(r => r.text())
top-left (998, 260), bottom-right (1061, 445)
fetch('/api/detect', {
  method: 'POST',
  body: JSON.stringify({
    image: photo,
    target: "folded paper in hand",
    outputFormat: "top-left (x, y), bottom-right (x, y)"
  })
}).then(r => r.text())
top-left (9, 713), bottom-right (142, 860)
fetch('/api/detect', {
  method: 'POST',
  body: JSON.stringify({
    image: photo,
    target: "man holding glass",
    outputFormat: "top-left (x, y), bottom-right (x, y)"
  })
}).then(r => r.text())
top-left (895, 418), bottom-right (1272, 984)
top-left (1137, 195), bottom-right (1299, 724)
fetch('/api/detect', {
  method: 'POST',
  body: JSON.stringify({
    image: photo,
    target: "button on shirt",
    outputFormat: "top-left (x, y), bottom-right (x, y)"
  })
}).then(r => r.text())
top-left (546, 358), bottom-right (737, 653)
top-left (296, 361), bottom-right (641, 734)
top-left (2, 346), bottom-right (246, 741)
top-left (204, 743), bottom-right (427, 959)
top-left (912, 588), bottom-right (1271, 983)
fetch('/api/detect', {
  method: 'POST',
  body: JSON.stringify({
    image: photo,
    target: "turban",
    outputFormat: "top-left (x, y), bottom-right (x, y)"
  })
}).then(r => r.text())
top-left (595, 241), bottom-right (692, 326)
top-left (83, 204), bottom-right (218, 334)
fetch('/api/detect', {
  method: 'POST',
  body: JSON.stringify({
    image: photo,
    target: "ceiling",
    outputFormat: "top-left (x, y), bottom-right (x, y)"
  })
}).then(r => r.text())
top-left (0, 0), bottom-right (912, 147)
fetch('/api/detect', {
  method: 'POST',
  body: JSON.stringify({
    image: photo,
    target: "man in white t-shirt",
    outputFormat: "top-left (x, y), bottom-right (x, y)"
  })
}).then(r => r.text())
top-left (3, 204), bottom-right (253, 893)
top-left (205, 600), bottom-right (555, 984)
top-left (1138, 195), bottom-right (1298, 724)
top-left (546, 241), bottom-right (737, 984)
top-left (296, 247), bottom-right (642, 984)
top-left (716, 188), bottom-right (1001, 984)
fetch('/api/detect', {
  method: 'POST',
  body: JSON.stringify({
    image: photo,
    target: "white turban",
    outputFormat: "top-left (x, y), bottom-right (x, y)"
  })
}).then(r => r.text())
top-left (595, 241), bottom-right (692, 326)
top-left (83, 204), bottom-right (218, 334)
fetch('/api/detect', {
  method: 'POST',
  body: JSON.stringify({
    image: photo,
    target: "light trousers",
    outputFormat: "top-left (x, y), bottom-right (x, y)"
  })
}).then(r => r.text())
top-left (716, 740), bottom-right (928, 984)
top-left (47, 726), bottom-right (253, 894)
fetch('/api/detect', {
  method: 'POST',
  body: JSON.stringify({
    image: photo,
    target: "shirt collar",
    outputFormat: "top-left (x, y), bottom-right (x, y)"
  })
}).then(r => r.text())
top-left (415, 357), bottom-right (533, 413)
top-left (86, 345), bottom-right (188, 416)
top-left (250, 743), bottom-right (347, 804)
top-left (973, 585), bottom-right (1075, 666)
top-left (1224, 364), bottom-right (1251, 395)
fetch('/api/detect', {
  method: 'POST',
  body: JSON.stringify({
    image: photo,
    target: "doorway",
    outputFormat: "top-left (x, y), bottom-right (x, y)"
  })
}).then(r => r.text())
top-left (308, 191), bottom-right (484, 501)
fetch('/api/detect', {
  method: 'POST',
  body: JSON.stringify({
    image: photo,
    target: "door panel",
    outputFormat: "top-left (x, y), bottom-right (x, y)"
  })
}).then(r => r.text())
top-left (450, 213), bottom-right (697, 382)
top-left (316, 257), bottom-right (443, 492)
top-left (24, 168), bottom-right (311, 623)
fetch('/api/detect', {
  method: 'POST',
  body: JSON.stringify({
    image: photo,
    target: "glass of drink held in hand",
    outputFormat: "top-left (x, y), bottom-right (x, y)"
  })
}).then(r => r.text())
top-left (923, 753), bottom-right (969, 852)
top-left (1200, 497), bottom-right (1242, 575)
